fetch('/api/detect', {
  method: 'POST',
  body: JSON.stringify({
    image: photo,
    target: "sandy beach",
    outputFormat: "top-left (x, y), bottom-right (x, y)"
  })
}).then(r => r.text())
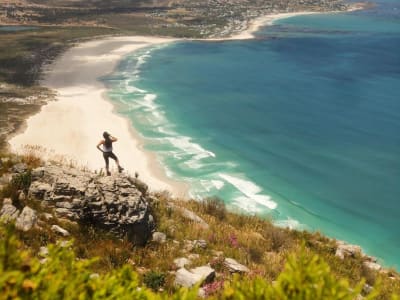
top-left (8, 11), bottom-right (325, 197)
top-left (218, 11), bottom-right (319, 40)
top-left (8, 36), bottom-right (190, 196)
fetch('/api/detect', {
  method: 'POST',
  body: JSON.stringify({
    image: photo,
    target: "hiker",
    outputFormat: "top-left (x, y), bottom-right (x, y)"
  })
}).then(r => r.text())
top-left (96, 131), bottom-right (124, 176)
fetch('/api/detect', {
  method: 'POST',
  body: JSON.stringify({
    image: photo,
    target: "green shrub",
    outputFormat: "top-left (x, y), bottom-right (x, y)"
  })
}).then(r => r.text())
top-left (143, 270), bottom-right (166, 291)
top-left (1, 171), bottom-right (31, 206)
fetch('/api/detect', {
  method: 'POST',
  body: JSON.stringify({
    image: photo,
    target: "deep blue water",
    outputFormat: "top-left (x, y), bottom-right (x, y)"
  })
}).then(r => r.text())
top-left (105, 0), bottom-right (400, 268)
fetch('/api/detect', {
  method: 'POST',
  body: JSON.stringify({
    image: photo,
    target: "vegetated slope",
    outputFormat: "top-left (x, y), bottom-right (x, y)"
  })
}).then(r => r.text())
top-left (0, 151), bottom-right (399, 299)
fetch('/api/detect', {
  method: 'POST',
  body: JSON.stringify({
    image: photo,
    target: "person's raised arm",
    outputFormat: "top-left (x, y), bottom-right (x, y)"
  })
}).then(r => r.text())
top-left (96, 140), bottom-right (104, 152)
top-left (110, 135), bottom-right (118, 142)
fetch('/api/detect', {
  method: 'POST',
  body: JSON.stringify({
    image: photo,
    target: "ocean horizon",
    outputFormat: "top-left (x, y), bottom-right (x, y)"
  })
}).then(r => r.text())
top-left (104, 0), bottom-right (400, 269)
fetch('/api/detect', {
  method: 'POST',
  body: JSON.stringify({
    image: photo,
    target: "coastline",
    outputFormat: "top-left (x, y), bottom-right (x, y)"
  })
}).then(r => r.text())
top-left (7, 8), bottom-right (355, 197)
top-left (8, 36), bottom-right (189, 197)
top-left (224, 11), bottom-right (319, 40)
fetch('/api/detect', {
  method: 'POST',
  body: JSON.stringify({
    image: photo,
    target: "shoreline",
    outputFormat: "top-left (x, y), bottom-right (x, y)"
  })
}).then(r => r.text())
top-left (223, 11), bottom-right (320, 40)
top-left (7, 8), bottom-right (356, 197)
top-left (8, 36), bottom-right (189, 197)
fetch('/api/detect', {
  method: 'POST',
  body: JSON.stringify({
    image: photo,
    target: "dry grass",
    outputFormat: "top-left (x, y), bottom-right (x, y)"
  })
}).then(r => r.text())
top-left (1, 153), bottom-right (399, 296)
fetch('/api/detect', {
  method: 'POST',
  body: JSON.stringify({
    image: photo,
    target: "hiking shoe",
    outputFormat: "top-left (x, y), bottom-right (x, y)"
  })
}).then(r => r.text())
top-left (118, 166), bottom-right (124, 173)
top-left (106, 171), bottom-right (111, 176)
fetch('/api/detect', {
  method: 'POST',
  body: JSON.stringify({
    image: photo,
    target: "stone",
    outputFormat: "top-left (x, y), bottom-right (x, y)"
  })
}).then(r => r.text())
top-left (335, 241), bottom-right (362, 259)
top-left (152, 232), bottom-right (167, 243)
top-left (0, 199), bottom-right (20, 222)
top-left (363, 283), bottom-right (373, 294)
top-left (15, 207), bottom-right (37, 231)
top-left (224, 258), bottom-right (250, 273)
top-left (193, 239), bottom-right (207, 249)
top-left (174, 257), bottom-right (191, 268)
top-left (27, 164), bottom-right (155, 245)
top-left (175, 268), bottom-right (200, 287)
top-left (39, 246), bottom-right (49, 257)
top-left (363, 261), bottom-right (382, 271)
top-left (189, 266), bottom-right (215, 284)
top-left (11, 163), bottom-right (27, 174)
top-left (29, 182), bottom-right (52, 199)
top-left (174, 266), bottom-right (215, 288)
top-left (55, 201), bottom-right (74, 209)
top-left (51, 225), bottom-right (70, 236)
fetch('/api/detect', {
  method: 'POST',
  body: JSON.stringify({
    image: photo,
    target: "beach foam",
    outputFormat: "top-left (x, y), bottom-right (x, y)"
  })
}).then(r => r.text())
top-left (219, 173), bottom-right (277, 210)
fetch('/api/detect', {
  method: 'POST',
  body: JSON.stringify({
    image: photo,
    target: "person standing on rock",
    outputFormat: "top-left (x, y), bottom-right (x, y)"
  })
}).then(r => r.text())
top-left (96, 131), bottom-right (124, 176)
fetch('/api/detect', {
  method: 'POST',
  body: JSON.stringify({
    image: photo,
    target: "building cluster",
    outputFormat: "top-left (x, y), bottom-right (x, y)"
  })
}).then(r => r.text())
top-left (0, 0), bottom-right (348, 37)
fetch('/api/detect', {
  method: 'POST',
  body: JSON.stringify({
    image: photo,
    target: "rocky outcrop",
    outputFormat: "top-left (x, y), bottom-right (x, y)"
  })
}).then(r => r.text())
top-left (335, 241), bottom-right (362, 259)
top-left (27, 164), bottom-right (154, 245)
top-left (336, 240), bottom-right (384, 272)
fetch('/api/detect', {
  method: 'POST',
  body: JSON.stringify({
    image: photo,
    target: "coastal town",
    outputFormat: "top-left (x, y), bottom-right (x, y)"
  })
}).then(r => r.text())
top-left (1, 0), bottom-right (350, 37)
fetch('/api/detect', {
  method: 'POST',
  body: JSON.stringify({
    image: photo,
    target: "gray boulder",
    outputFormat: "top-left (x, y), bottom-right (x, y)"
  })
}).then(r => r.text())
top-left (175, 268), bottom-right (203, 287)
top-left (0, 198), bottom-right (20, 222)
top-left (224, 258), bottom-right (250, 273)
top-left (28, 165), bottom-right (154, 245)
top-left (152, 232), bottom-right (167, 243)
top-left (190, 266), bottom-right (215, 283)
top-left (51, 224), bottom-right (70, 236)
top-left (335, 241), bottom-right (362, 259)
top-left (15, 206), bottom-right (37, 231)
top-left (174, 266), bottom-right (215, 288)
top-left (363, 261), bottom-right (382, 271)
top-left (12, 163), bottom-right (27, 174)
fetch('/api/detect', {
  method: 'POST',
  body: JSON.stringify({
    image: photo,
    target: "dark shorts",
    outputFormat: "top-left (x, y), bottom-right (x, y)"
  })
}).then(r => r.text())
top-left (103, 151), bottom-right (118, 167)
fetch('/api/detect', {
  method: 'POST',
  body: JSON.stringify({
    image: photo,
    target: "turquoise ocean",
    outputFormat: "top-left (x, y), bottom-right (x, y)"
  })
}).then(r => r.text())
top-left (104, 0), bottom-right (400, 268)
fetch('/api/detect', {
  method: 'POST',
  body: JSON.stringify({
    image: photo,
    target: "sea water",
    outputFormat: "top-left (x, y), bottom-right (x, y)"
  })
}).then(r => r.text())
top-left (104, 0), bottom-right (400, 268)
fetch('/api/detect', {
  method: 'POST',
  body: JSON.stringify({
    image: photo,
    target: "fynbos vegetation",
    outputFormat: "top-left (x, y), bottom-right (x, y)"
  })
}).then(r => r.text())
top-left (0, 152), bottom-right (399, 299)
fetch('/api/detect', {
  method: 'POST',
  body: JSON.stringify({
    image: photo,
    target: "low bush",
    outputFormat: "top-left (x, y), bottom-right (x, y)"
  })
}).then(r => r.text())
top-left (143, 270), bottom-right (166, 291)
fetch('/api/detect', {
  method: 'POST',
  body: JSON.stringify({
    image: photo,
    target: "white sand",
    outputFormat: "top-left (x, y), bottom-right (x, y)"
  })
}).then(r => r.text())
top-left (226, 12), bottom-right (319, 40)
top-left (9, 36), bottom-right (189, 196)
top-left (8, 10), bottom-right (347, 197)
